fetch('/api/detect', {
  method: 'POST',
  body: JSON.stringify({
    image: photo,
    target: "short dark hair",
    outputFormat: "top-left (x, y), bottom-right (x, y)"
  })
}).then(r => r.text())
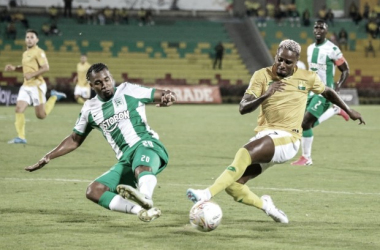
top-left (26, 29), bottom-right (38, 38)
top-left (86, 63), bottom-right (108, 81)
top-left (315, 19), bottom-right (328, 28)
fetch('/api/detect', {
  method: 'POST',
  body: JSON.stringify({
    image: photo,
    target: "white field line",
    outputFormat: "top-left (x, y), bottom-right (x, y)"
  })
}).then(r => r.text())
top-left (2, 177), bottom-right (380, 196)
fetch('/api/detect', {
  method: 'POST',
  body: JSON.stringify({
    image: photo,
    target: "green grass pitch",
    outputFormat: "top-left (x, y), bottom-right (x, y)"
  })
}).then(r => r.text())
top-left (0, 104), bottom-right (379, 250)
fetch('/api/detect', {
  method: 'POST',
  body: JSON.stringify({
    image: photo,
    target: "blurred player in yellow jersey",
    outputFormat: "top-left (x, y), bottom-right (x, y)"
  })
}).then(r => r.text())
top-left (187, 39), bottom-right (365, 224)
top-left (4, 29), bottom-right (66, 144)
top-left (73, 54), bottom-right (91, 104)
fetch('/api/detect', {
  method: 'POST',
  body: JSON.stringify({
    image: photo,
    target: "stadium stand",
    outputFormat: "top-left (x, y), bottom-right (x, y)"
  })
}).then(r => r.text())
top-left (0, 16), bottom-right (250, 92)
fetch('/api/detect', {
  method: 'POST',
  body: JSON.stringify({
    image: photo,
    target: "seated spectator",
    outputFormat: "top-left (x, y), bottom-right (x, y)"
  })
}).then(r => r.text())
top-left (85, 6), bottom-right (96, 25)
top-left (325, 9), bottom-right (334, 27)
top-left (11, 12), bottom-right (29, 28)
top-left (274, 5), bottom-right (283, 26)
top-left (117, 8), bottom-right (129, 24)
top-left (41, 22), bottom-right (50, 36)
top-left (0, 9), bottom-right (12, 22)
top-left (366, 18), bottom-right (379, 38)
top-left (145, 8), bottom-right (154, 25)
top-left (50, 22), bottom-right (61, 35)
top-left (256, 7), bottom-right (267, 27)
top-left (317, 5), bottom-right (327, 20)
top-left (97, 9), bottom-right (105, 25)
top-left (48, 5), bottom-right (58, 21)
top-left (288, 4), bottom-right (300, 27)
top-left (103, 7), bottom-right (113, 24)
top-left (365, 40), bottom-right (376, 57)
top-left (363, 2), bottom-right (370, 19)
top-left (113, 8), bottom-right (120, 24)
top-left (138, 8), bottom-right (146, 26)
top-left (352, 10), bottom-right (362, 25)
top-left (76, 5), bottom-right (86, 24)
top-left (5, 21), bottom-right (16, 40)
top-left (349, 2), bottom-right (359, 20)
top-left (302, 9), bottom-right (311, 27)
top-left (266, 2), bottom-right (275, 19)
top-left (338, 28), bottom-right (348, 51)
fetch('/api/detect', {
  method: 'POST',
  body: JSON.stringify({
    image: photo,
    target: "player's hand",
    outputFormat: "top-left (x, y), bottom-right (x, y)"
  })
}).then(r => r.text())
top-left (4, 64), bottom-right (15, 71)
top-left (264, 81), bottom-right (286, 97)
top-left (24, 72), bottom-right (34, 80)
top-left (348, 109), bottom-right (366, 125)
top-left (156, 92), bottom-right (177, 107)
top-left (25, 157), bottom-right (50, 172)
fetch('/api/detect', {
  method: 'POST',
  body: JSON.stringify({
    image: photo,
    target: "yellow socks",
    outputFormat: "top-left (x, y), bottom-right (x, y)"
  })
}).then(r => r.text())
top-left (76, 97), bottom-right (85, 104)
top-left (225, 182), bottom-right (263, 209)
top-left (15, 113), bottom-right (25, 139)
top-left (208, 148), bottom-right (252, 197)
top-left (45, 96), bottom-right (57, 115)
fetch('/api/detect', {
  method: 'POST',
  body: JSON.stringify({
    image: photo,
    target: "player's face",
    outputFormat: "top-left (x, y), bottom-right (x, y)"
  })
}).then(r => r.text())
top-left (25, 32), bottom-right (38, 48)
top-left (80, 55), bottom-right (87, 64)
top-left (313, 22), bottom-right (328, 41)
top-left (89, 69), bottom-right (115, 100)
top-left (274, 48), bottom-right (298, 77)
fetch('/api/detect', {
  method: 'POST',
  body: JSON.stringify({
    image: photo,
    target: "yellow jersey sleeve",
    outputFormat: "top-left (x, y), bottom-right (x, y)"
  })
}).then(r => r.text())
top-left (245, 69), bottom-right (267, 98)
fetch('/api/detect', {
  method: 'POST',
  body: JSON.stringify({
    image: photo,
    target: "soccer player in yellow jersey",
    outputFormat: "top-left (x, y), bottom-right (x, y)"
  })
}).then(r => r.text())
top-left (187, 39), bottom-right (365, 224)
top-left (73, 54), bottom-right (91, 104)
top-left (5, 29), bottom-right (67, 144)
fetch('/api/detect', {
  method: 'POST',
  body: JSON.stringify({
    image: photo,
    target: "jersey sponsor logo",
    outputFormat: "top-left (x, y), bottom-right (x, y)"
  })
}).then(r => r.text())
top-left (114, 97), bottom-right (123, 107)
top-left (309, 62), bottom-right (327, 71)
top-left (100, 110), bottom-right (130, 133)
top-left (298, 81), bottom-right (306, 90)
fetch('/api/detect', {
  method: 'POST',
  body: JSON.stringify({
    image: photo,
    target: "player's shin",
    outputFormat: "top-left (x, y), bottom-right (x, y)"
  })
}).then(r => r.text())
top-left (225, 182), bottom-right (263, 209)
top-left (15, 113), bottom-right (25, 139)
top-left (99, 191), bottom-right (141, 214)
top-left (45, 96), bottom-right (57, 115)
top-left (208, 148), bottom-right (252, 197)
top-left (301, 129), bottom-right (313, 159)
top-left (138, 173), bottom-right (157, 200)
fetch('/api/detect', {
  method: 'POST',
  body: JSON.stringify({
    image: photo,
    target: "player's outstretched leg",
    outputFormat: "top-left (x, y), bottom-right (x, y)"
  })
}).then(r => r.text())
top-left (261, 195), bottom-right (289, 224)
top-left (138, 207), bottom-right (161, 222)
top-left (117, 184), bottom-right (153, 209)
top-left (186, 188), bottom-right (211, 203)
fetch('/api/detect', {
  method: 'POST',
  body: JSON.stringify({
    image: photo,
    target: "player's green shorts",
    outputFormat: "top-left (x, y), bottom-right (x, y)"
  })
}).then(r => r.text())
top-left (306, 94), bottom-right (331, 119)
top-left (95, 139), bottom-right (169, 192)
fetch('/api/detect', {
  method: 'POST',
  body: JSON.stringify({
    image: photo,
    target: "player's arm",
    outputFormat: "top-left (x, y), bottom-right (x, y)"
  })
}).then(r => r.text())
top-left (239, 81), bottom-right (286, 115)
top-left (24, 64), bottom-right (50, 80)
top-left (4, 64), bottom-right (23, 72)
top-left (153, 89), bottom-right (177, 107)
top-left (25, 132), bottom-right (86, 172)
top-left (335, 59), bottom-right (349, 92)
top-left (321, 86), bottom-right (365, 125)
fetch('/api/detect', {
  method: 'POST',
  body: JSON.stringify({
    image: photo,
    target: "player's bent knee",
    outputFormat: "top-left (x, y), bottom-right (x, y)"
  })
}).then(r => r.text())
top-left (86, 182), bottom-right (108, 203)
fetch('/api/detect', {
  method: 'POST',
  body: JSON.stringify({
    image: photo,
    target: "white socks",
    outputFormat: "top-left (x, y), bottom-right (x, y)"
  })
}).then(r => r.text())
top-left (109, 195), bottom-right (142, 214)
top-left (318, 106), bottom-right (339, 124)
top-left (301, 136), bottom-right (313, 159)
top-left (138, 174), bottom-right (157, 200)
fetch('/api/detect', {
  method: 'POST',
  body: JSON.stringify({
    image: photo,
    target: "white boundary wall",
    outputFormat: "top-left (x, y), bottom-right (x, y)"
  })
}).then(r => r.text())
top-left (0, 0), bottom-right (232, 11)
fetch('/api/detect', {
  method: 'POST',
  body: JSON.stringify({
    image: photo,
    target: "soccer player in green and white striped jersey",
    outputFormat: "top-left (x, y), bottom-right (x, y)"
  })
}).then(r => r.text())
top-left (292, 20), bottom-right (350, 166)
top-left (25, 63), bottom-right (177, 222)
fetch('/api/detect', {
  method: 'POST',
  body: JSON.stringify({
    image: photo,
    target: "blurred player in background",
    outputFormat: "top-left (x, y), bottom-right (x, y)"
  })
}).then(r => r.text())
top-left (292, 20), bottom-right (350, 166)
top-left (73, 54), bottom-right (91, 104)
top-left (25, 63), bottom-right (177, 222)
top-left (187, 39), bottom-right (365, 224)
top-left (5, 29), bottom-right (66, 144)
